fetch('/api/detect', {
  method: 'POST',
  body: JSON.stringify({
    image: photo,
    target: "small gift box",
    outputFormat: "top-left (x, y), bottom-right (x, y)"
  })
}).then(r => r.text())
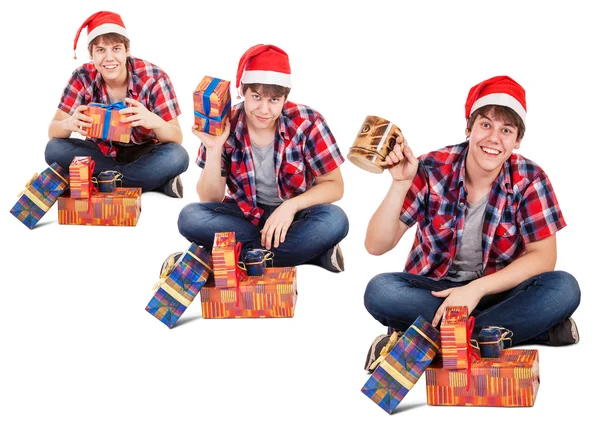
top-left (193, 76), bottom-right (231, 136)
top-left (479, 326), bottom-right (513, 358)
top-left (441, 306), bottom-right (474, 369)
top-left (57, 187), bottom-right (141, 226)
top-left (69, 156), bottom-right (95, 199)
top-left (426, 349), bottom-right (540, 407)
top-left (200, 266), bottom-right (297, 318)
top-left (87, 102), bottom-right (131, 143)
top-left (243, 249), bottom-right (274, 277)
top-left (146, 244), bottom-right (213, 328)
top-left (361, 316), bottom-right (441, 414)
top-left (94, 170), bottom-right (123, 193)
top-left (10, 162), bottom-right (69, 229)
top-left (212, 232), bottom-right (241, 288)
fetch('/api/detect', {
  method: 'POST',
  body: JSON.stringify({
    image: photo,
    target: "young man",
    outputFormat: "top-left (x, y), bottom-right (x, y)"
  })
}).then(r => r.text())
top-left (177, 44), bottom-right (348, 272)
top-left (363, 76), bottom-right (580, 369)
top-left (45, 11), bottom-right (187, 198)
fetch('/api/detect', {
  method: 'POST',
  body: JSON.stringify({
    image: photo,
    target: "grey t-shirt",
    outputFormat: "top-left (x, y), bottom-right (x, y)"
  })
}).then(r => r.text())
top-left (251, 140), bottom-right (283, 206)
top-left (445, 193), bottom-right (489, 282)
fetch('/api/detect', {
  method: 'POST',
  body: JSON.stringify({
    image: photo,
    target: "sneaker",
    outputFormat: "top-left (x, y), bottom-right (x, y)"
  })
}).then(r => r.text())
top-left (364, 331), bottom-right (402, 372)
top-left (546, 317), bottom-right (579, 346)
top-left (162, 175), bottom-right (183, 198)
top-left (323, 244), bottom-right (344, 273)
top-left (159, 252), bottom-right (183, 277)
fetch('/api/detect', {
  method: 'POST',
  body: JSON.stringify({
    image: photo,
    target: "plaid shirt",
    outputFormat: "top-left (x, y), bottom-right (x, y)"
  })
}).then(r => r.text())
top-left (58, 56), bottom-right (180, 158)
top-left (401, 142), bottom-right (566, 280)
top-left (196, 101), bottom-right (344, 225)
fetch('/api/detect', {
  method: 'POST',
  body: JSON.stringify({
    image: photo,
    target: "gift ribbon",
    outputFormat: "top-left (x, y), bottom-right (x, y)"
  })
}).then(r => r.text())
top-left (152, 249), bottom-right (213, 307)
top-left (18, 173), bottom-right (39, 197)
top-left (193, 103), bottom-right (230, 132)
top-left (465, 316), bottom-right (480, 392)
top-left (195, 78), bottom-right (230, 132)
top-left (234, 241), bottom-right (242, 307)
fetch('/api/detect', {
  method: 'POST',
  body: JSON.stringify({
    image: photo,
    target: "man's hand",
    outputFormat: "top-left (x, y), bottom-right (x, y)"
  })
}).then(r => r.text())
top-left (120, 98), bottom-right (163, 130)
top-left (431, 283), bottom-right (484, 327)
top-left (63, 105), bottom-right (93, 136)
top-left (192, 119), bottom-right (230, 151)
top-left (261, 200), bottom-right (299, 250)
top-left (385, 140), bottom-right (419, 183)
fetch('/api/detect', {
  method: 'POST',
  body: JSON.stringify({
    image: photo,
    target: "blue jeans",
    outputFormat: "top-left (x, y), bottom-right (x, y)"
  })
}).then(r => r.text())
top-left (44, 137), bottom-right (189, 192)
top-left (177, 201), bottom-right (349, 268)
top-left (364, 271), bottom-right (580, 345)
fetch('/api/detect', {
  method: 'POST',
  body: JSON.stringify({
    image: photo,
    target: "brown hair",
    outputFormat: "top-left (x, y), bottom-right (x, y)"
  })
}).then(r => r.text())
top-left (88, 33), bottom-right (130, 56)
top-left (241, 83), bottom-right (291, 99)
top-left (467, 105), bottom-right (526, 139)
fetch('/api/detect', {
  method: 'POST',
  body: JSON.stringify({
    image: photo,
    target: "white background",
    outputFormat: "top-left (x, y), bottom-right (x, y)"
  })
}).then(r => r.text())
top-left (1, 0), bottom-right (598, 421)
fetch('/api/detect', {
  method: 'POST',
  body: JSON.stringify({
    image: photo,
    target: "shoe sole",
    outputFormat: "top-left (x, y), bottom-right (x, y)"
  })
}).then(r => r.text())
top-left (568, 317), bottom-right (579, 343)
top-left (330, 245), bottom-right (344, 272)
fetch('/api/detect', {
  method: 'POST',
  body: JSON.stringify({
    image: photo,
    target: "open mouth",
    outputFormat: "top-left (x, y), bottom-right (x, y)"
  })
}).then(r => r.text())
top-left (103, 64), bottom-right (118, 70)
top-left (481, 146), bottom-right (501, 156)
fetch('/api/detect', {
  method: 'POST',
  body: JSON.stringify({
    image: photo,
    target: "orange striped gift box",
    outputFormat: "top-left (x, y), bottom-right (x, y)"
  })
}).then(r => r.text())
top-left (426, 349), bottom-right (540, 407)
top-left (69, 156), bottom-right (94, 199)
top-left (193, 76), bottom-right (231, 136)
top-left (200, 267), bottom-right (297, 318)
top-left (87, 102), bottom-right (131, 143)
top-left (212, 232), bottom-right (240, 288)
top-left (441, 306), bottom-right (471, 369)
top-left (57, 187), bottom-right (141, 226)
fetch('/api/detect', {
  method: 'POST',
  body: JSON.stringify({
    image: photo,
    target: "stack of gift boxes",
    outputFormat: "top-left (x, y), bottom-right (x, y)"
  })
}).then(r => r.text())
top-left (146, 232), bottom-right (298, 328)
top-left (58, 156), bottom-right (141, 226)
top-left (362, 306), bottom-right (540, 413)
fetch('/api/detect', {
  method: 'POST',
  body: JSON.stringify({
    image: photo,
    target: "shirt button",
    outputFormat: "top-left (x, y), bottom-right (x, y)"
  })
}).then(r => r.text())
top-left (459, 202), bottom-right (465, 208)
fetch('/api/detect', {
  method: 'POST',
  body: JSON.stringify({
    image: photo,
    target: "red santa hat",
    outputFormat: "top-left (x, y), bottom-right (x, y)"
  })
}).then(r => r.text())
top-left (73, 11), bottom-right (128, 59)
top-left (465, 76), bottom-right (527, 124)
top-left (236, 44), bottom-right (292, 89)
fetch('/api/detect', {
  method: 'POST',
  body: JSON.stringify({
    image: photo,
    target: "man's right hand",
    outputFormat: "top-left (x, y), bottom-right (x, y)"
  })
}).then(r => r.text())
top-left (385, 141), bottom-right (419, 183)
top-left (63, 105), bottom-right (93, 136)
top-left (192, 119), bottom-right (231, 151)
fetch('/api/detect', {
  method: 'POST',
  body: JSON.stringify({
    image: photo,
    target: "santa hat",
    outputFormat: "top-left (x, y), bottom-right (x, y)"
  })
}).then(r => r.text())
top-left (465, 76), bottom-right (527, 124)
top-left (73, 11), bottom-right (128, 59)
top-left (236, 44), bottom-right (292, 89)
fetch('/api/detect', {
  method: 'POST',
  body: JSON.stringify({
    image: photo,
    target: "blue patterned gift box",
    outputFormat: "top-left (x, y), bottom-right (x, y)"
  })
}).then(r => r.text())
top-left (146, 244), bottom-right (213, 328)
top-left (361, 316), bottom-right (440, 414)
top-left (10, 162), bottom-right (69, 229)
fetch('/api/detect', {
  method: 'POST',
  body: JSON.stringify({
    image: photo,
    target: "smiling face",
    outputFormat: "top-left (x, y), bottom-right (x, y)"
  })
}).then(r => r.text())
top-left (89, 36), bottom-right (129, 86)
top-left (465, 107), bottom-right (522, 178)
top-left (243, 86), bottom-right (286, 132)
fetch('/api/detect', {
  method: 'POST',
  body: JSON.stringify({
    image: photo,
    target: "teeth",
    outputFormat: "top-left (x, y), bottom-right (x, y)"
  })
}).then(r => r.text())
top-left (104, 65), bottom-right (117, 69)
top-left (482, 147), bottom-right (500, 155)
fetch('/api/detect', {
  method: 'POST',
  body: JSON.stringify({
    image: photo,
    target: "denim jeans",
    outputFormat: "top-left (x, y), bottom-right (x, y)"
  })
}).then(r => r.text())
top-left (363, 271), bottom-right (580, 345)
top-left (177, 201), bottom-right (349, 268)
top-left (44, 137), bottom-right (189, 192)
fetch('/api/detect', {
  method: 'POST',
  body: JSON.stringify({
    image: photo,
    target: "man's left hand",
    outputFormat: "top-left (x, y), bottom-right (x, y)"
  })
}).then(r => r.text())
top-left (261, 200), bottom-right (299, 250)
top-left (120, 98), bottom-right (163, 130)
top-left (431, 283), bottom-right (484, 327)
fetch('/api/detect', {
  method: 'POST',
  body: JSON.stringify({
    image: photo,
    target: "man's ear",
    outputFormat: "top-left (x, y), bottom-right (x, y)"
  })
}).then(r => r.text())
top-left (514, 138), bottom-right (522, 149)
top-left (465, 128), bottom-right (471, 137)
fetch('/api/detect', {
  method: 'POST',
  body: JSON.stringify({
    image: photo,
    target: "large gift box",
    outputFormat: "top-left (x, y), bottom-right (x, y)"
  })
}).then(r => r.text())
top-left (193, 76), bottom-right (231, 136)
top-left (10, 162), bottom-right (69, 229)
top-left (146, 244), bottom-right (213, 328)
top-left (212, 232), bottom-right (240, 288)
top-left (57, 187), bottom-right (141, 226)
top-left (361, 316), bottom-right (441, 414)
top-left (425, 349), bottom-right (540, 407)
top-left (69, 156), bottom-right (95, 199)
top-left (441, 306), bottom-right (472, 369)
top-left (87, 102), bottom-right (131, 143)
top-left (200, 267), bottom-right (297, 318)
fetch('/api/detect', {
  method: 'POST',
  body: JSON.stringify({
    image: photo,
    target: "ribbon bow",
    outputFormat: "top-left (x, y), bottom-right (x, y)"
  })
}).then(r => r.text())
top-left (152, 254), bottom-right (178, 291)
top-left (234, 242), bottom-right (243, 307)
top-left (368, 330), bottom-right (401, 371)
top-left (18, 173), bottom-right (39, 197)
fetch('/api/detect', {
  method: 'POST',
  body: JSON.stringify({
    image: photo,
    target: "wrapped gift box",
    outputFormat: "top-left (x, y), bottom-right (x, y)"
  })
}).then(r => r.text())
top-left (479, 326), bottom-right (512, 358)
top-left (212, 232), bottom-right (240, 288)
top-left (146, 244), bottom-right (213, 328)
top-left (441, 306), bottom-right (471, 369)
top-left (57, 187), bottom-right (141, 226)
top-left (69, 156), bottom-right (94, 199)
top-left (426, 349), bottom-right (540, 407)
top-left (200, 267), bottom-right (297, 318)
top-left (361, 316), bottom-right (441, 414)
top-left (10, 162), bottom-right (69, 229)
top-left (193, 76), bottom-right (231, 136)
top-left (87, 102), bottom-right (131, 143)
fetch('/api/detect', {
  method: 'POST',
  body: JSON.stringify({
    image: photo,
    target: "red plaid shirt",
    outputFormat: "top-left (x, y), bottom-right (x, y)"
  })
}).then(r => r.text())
top-left (196, 101), bottom-right (344, 225)
top-left (401, 142), bottom-right (566, 280)
top-left (58, 56), bottom-right (180, 158)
